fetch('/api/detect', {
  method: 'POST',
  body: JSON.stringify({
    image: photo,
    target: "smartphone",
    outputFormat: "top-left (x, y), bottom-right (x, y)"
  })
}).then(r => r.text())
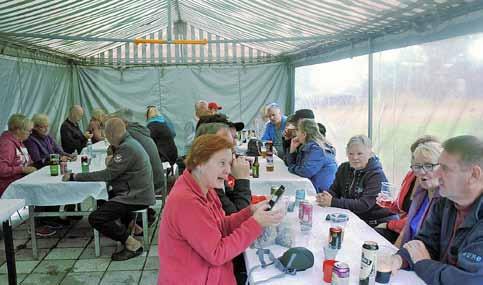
top-left (267, 185), bottom-right (285, 211)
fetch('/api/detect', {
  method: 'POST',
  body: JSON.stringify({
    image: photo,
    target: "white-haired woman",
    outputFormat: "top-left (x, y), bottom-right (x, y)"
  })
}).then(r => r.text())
top-left (318, 135), bottom-right (395, 227)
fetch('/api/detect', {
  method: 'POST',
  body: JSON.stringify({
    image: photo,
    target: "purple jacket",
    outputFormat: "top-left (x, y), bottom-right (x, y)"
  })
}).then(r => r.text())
top-left (24, 130), bottom-right (67, 168)
top-left (400, 185), bottom-right (441, 245)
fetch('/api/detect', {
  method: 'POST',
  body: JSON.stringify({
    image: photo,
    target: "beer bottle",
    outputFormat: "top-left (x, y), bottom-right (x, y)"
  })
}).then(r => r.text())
top-left (252, 156), bottom-right (260, 178)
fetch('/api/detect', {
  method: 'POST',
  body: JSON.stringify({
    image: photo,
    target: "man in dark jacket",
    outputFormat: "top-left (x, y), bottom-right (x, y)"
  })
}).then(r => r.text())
top-left (60, 105), bottom-right (92, 154)
top-left (390, 135), bottom-right (483, 285)
top-left (63, 118), bottom-right (155, 261)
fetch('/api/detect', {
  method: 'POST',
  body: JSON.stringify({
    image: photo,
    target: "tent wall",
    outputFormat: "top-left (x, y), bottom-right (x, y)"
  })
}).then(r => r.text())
top-left (292, 9), bottom-right (483, 68)
top-left (0, 55), bottom-right (73, 138)
top-left (73, 62), bottom-right (292, 154)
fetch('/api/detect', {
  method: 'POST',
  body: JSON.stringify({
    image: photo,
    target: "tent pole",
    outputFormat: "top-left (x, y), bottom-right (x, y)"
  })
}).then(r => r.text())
top-left (368, 38), bottom-right (374, 140)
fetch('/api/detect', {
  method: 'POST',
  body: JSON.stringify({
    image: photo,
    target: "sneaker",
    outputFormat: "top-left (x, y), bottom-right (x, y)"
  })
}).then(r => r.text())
top-left (34, 226), bottom-right (57, 237)
top-left (111, 247), bottom-right (143, 261)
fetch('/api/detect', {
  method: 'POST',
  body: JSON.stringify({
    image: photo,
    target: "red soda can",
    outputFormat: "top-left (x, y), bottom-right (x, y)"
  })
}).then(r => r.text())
top-left (298, 200), bottom-right (308, 220)
top-left (60, 161), bottom-right (67, 175)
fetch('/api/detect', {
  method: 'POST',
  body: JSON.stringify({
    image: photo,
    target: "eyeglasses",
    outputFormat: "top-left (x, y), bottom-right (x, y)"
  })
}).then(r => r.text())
top-left (410, 163), bottom-right (439, 172)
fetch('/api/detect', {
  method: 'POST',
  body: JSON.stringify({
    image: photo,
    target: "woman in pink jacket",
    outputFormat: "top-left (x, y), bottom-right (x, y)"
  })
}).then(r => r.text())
top-left (158, 134), bottom-right (284, 285)
top-left (0, 114), bottom-right (36, 197)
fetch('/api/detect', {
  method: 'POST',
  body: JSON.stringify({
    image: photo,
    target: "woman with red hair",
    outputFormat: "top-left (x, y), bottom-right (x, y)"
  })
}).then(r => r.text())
top-left (158, 134), bottom-right (283, 285)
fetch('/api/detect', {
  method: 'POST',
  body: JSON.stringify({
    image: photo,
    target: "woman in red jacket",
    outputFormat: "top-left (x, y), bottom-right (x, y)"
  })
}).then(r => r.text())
top-left (158, 134), bottom-right (284, 285)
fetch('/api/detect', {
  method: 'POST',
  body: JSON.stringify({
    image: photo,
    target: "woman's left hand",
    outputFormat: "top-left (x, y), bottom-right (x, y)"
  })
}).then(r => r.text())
top-left (290, 138), bottom-right (301, 153)
top-left (318, 192), bottom-right (332, 207)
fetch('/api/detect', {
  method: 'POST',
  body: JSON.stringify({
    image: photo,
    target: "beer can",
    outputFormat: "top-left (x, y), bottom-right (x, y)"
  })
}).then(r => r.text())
top-left (270, 185), bottom-right (279, 195)
top-left (300, 202), bottom-right (313, 231)
top-left (295, 189), bottom-right (305, 203)
top-left (359, 241), bottom-right (378, 285)
top-left (332, 262), bottom-right (350, 285)
top-left (329, 227), bottom-right (343, 249)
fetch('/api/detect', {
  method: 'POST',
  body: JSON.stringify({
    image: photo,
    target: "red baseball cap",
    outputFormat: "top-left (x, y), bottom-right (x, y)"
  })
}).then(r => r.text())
top-left (208, 102), bottom-right (222, 110)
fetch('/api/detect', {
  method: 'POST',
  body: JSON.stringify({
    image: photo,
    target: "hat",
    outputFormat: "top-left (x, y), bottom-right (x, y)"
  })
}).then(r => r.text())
top-left (228, 121), bottom-right (244, 132)
top-left (208, 102), bottom-right (222, 110)
top-left (293, 109), bottom-right (315, 121)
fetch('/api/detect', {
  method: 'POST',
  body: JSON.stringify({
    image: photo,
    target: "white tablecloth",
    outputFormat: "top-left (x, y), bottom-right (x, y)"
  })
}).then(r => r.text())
top-left (244, 202), bottom-right (426, 285)
top-left (249, 155), bottom-right (317, 197)
top-left (2, 155), bottom-right (108, 206)
top-left (0, 199), bottom-right (25, 223)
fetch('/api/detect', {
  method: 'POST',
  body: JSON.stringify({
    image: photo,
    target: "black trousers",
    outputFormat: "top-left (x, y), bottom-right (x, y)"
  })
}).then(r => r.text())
top-left (374, 228), bottom-right (400, 244)
top-left (88, 201), bottom-right (147, 243)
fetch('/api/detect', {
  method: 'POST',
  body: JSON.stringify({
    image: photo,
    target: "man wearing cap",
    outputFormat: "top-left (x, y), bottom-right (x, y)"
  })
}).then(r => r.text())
top-left (208, 102), bottom-right (223, 115)
top-left (261, 103), bottom-right (287, 160)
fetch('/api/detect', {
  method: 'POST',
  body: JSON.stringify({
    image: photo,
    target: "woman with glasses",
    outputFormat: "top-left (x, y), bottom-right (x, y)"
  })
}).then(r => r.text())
top-left (376, 135), bottom-right (440, 244)
top-left (397, 142), bottom-right (442, 245)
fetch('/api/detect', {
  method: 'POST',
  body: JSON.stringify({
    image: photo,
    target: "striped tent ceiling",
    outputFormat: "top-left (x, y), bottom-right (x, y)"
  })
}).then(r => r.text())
top-left (0, 0), bottom-right (483, 63)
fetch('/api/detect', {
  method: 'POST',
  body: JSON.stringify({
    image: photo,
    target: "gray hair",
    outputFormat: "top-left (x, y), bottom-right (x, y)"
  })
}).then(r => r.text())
top-left (412, 142), bottom-right (443, 164)
top-left (443, 135), bottom-right (483, 168)
top-left (8, 114), bottom-right (32, 131)
top-left (195, 123), bottom-right (229, 138)
top-left (298, 119), bottom-right (332, 152)
top-left (346, 135), bottom-right (373, 150)
top-left (31, 113), bottom-right (49, 127)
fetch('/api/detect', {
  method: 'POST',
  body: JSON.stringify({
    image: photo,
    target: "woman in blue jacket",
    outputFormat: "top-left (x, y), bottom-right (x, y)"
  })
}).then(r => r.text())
top-left (287, 119), bottom-right (337, 193)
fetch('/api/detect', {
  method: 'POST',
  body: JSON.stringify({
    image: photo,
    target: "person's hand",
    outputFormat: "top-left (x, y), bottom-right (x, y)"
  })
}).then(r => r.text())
top-left (62, 173), bottom-right (70, 181)
top-left (60, 155), bottom-right (70, 162)
top-left (375, 222), bottom-right (387, 229)
top-left (253, 204), bottom-right (285, 227)
top-left (389, 254), bottom-right (404, 274)
top-left (376, 193), bottom-right (390, 208)
top-left (231, 156), bottom-right (250, 179)
top-left (84, 131), bottom-right (93, 139)
top-left (250, 200), bottom-right (269, 214)
top-left (403, 240), bottom-right (431, 263)
top-left (290, 137), bottom-right (302, 153)
top-left (105, 155), bottom-right (113, 165)
top-left (22, 166), bottom-right (36, 174)
top-left (317, 192), bottom-right (332, 207)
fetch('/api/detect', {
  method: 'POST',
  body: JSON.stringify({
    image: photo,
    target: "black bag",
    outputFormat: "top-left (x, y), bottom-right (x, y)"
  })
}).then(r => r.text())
top-left (246, 139), bottom-right (262, 156)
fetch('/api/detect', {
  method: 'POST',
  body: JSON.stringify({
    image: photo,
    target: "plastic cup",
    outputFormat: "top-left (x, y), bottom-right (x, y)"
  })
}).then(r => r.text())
top-left (376, 246), bottom-right (396, 284)
top-left (323, 245), bottom-right (338, 260)
top-left (323, 259), bottom-right (336, 283)
top-left (379, 182), bottom-right (399, 207)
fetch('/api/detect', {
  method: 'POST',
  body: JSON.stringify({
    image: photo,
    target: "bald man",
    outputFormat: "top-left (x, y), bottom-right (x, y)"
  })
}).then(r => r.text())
top-left (64, 118), bottom-right (155, 261)
top-left (60, 105), bottom-right (92, 154)
top-left (183, 100), bottom-right (210, 156)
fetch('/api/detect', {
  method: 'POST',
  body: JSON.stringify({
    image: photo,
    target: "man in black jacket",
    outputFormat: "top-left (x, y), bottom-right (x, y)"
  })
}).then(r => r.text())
top-left (60, 105), bottom-right (92, 154)
top-left (390, 135), bottom-right (483, 285)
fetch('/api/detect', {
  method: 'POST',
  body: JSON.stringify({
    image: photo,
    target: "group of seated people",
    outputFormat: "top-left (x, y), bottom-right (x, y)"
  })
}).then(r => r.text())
top-left (0, 100), bottom-right (481, 284)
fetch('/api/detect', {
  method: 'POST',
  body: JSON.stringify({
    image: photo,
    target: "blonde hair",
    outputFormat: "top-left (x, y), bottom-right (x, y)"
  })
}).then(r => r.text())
top-left (298, 119), bottom-right (332, 152)
top-left (91, 108), bottom-right (106, 121)
top-left (31, 113), bottom-right (49, 127)
top-left (8, 114), bottom-right (32, 131)
top-left (412, 142), bottom-right (442, 164)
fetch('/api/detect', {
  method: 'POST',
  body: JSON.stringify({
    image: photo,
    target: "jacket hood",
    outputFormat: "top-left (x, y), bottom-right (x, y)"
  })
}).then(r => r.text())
top-left (147, 115), bottom-right (166, 125)
top-left (352, 156), bottom-right (383, 174)
top-left (0, 131), bottom-right (23, 148)
top-left (128, 122), bottom-right (152, 138)
top-left (302, 140), bottom-right (336, 156)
